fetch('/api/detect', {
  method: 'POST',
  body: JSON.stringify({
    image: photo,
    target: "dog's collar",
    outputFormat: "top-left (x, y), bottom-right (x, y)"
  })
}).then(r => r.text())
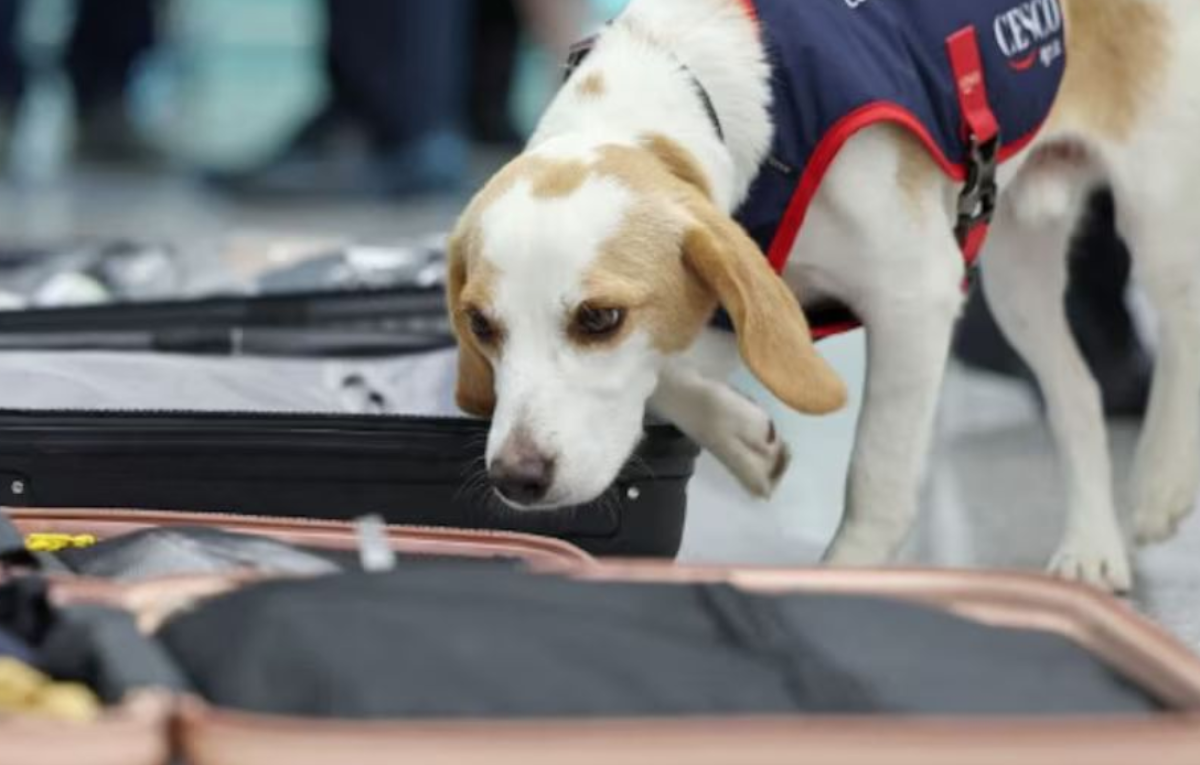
top-left (564, 26), bottom-right (726, 144)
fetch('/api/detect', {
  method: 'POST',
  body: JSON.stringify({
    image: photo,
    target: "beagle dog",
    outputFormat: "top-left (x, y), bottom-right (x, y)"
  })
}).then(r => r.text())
top-left (447, 0), bottom-right (1200, 592)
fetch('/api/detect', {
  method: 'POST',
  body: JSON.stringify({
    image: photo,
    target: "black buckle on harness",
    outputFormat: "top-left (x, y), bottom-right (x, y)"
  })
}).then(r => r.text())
top-left (955, 133), bottom-right (1000, 247)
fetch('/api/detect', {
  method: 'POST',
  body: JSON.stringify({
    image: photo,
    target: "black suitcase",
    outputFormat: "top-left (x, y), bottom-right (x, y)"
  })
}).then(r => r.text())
top-left (0, 276), bottom-right (699, 558)
top-left (0, 409), bottom-right (698, 557)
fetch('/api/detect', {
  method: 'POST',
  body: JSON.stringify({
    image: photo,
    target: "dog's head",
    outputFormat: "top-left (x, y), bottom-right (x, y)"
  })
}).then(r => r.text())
top-left (448, 136), bottom-right (846, 509)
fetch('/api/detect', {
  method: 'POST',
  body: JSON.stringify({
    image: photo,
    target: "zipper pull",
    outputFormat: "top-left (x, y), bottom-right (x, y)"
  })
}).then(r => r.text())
top-left (354, 515), bottom-right (396, 573)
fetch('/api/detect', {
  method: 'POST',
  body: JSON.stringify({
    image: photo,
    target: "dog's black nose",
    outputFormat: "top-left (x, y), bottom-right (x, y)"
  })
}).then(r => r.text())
top-left (490, 449), bottom-right (555, 506)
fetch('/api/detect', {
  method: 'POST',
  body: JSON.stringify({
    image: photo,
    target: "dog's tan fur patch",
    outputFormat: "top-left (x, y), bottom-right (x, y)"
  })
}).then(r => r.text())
top-left (446, 228), bottom-right (498, 417)
top-left (528, 158), bottom-right (591, 199)
top-left (576, 72), bottom-right (607, 98)
top-left (457, 257), bottom-right (500, 319)
top-left (679, 195), bottom-right (848, 415)
top-left (587, 200), bottom-right (715, 354)
top-left (1052, 0), bottom-right (1170, 140)
top-left (641, 133), bottom-right (714, 199)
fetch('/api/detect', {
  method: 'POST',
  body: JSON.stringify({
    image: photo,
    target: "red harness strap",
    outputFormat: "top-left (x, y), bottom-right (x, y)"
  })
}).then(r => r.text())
top-left (946, 26), bottom-right (1001, 266)
top-left (947, 28), bottom-right (1000, 159)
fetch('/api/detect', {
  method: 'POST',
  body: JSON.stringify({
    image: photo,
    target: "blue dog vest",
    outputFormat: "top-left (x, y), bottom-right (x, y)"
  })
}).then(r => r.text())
top-left (735, 0), bottom-right (1067, 338)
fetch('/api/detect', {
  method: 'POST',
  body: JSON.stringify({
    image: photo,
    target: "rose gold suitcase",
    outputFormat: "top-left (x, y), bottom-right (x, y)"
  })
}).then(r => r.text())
top-left (5, 509), bottom-right (1200, 765)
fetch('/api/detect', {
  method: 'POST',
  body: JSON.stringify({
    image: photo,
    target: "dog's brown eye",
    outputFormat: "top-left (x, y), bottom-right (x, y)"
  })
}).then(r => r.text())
top-left (466, 309), bottom-right (498, 344)
top-left (574, 305), bottom-right (626, 339)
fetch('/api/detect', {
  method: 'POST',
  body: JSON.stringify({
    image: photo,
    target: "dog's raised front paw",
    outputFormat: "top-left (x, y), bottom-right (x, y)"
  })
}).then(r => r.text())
top-left (1048, 531), bottom-right (1133, 594)
top-left (1133, 474), bottom-right (1199, 547)
top-left (706, 390), bottom-right (791, 498)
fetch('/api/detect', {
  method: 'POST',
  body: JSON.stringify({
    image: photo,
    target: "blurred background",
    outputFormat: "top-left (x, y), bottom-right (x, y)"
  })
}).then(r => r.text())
top-left (0, 0), bottom-right (628, 269)
top-left (0, 0), bottom-right (1196, 647)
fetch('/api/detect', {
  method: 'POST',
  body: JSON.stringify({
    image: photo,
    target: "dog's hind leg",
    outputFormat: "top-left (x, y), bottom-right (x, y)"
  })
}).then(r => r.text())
top-left (1119, 200), bottom-right (1200, 546)
top-left (981, 192), bottom-right (1132, 592)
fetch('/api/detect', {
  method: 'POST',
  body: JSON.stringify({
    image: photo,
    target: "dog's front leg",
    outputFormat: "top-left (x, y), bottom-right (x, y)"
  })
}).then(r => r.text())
top-left (650, 331), bottom-right (791, 498)
top-left (823, 280), bottom-right (963, 567)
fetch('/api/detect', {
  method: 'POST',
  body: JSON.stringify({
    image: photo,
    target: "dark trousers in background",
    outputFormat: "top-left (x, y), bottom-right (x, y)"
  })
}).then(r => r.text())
top-left (469, 0), bottom-right (522, 144)
top-left (0, 0), bottom-right (158, 114)
top-left (67, 0), bottom-right (158, 117)
top-left (0, 0), bottom-right (22, 108)
top-left (323, 0), bottom-right (473, 150)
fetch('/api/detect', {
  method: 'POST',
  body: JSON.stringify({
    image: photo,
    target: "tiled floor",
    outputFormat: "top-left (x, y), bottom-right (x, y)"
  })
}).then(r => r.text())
top-left (3, 167), bottom-right (1199, 654)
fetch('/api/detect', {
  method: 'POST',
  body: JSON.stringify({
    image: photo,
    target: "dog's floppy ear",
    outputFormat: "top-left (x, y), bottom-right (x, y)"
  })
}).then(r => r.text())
top-left (682, 198), bottom-right (847, 415)
top-left (446, 229), bottom-right (496, 418)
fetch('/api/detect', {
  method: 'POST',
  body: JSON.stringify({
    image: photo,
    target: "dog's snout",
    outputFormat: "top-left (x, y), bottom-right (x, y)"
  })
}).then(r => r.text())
top-left (490, 433), bottom-right (556, 506)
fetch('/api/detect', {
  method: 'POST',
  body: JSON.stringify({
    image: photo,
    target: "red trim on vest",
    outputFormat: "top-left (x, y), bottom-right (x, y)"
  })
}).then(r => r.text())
top-left (737, 0), bottom-right (759, 23)
top-left (811, 320), bottom-right (863, 342)
top-left (765, 107), bottom-right (1041, 275)
top-left (764, 103), bottom-right (1041, 273)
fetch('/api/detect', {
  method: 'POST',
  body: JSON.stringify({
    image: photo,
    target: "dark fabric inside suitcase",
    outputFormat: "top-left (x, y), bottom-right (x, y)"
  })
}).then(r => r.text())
top-left (153, 562), bottom-right (1162, 719)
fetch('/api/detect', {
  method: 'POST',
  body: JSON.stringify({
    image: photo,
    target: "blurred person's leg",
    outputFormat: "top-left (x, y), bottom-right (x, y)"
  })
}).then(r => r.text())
top-left (955, 189), bottom-right (1151, 417)
top-left (0, 0), bottom-right (23, 125)
top-left (215, 0), bottom-right (472, 198)
top-left (469, 0), bottom-right (521, 146)
top-left (467, 0), bottom-right (585, 147)
top-left (0, 0), bottom-right (23, 96)
top-left (64, 0), bottom-right (160, 163)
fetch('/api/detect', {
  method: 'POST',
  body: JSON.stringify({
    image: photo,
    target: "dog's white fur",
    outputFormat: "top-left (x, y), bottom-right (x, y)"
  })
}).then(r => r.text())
top-left (452, 0), bottom-right (1200, 592)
